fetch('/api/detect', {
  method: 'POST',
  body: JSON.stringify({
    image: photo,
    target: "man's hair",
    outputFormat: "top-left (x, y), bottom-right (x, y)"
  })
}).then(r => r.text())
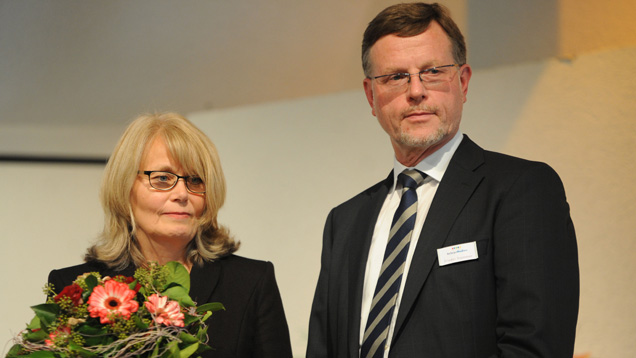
top-left (362, 2), bottom-right (466, 77)
top-left (86, 112), bottom-right (239, 270)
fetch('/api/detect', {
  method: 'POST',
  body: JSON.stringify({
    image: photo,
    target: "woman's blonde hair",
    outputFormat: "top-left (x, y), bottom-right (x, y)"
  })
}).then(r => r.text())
top-left (86, 112), bottom-right (239, 269)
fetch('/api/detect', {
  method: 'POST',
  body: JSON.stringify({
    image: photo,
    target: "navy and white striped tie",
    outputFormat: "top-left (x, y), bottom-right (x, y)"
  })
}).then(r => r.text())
top-left (360, 169), bottom-right (426, 358)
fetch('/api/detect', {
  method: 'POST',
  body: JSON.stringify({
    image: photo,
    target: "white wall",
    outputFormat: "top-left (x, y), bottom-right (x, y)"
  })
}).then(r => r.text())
top-left (2, 46), bottom-right (635, 357)
top-left (0, 164), bottom-right (104, 353)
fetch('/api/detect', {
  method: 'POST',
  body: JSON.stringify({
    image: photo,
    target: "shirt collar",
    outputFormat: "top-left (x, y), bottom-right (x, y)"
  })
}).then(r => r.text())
top-left (391, 131), bottom-right (464, 191)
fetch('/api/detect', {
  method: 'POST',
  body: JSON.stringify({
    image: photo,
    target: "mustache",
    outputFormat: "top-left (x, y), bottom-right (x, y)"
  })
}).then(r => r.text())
top-left (402, 105), bottom-right (438, 117)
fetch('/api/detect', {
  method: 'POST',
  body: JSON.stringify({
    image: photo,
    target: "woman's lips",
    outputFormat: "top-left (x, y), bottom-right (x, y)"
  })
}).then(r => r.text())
top-left (163, 212), bottom-right (192, 219)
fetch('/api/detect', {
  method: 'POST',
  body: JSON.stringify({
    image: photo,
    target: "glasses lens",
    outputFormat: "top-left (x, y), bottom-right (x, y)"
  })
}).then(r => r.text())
top-left (186, 176), bottom-right (206, 193)
top-left (148, 171), bottom-right (177, 190)
top-left (379, 73), bottom-right (410, 87)
top-left (420, 65), bottom-right (454, 84)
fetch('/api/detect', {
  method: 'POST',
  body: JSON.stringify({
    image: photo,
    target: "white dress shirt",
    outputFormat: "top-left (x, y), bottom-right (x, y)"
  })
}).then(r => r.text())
top-left (359, 132), bottom-right (464, 357)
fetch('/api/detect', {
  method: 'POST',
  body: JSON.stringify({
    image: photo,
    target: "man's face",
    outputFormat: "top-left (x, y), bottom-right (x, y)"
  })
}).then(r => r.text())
top-left (363, 21), bottom-right (472, 162)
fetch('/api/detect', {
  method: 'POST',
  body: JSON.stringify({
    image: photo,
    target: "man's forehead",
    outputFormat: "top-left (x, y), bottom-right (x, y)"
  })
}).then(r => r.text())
top-left (369, 29), bottom-right (454, 71)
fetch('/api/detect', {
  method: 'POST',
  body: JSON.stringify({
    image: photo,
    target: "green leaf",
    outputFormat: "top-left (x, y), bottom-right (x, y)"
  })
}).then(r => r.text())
top-left (195, 326), bottom-right (208, 341)
top-left (201, 311), bottom-right (212, 323)
top-left (26, 351), bottom-right (57, 358)
top-left (165, 340), bottom-right (180, 358)
top-left (69, 342), bottom-right (97, 358)
top-left (162, 286), bottom-right (195, 307)
top-left (31, 304), bottom-right (59, 328)
top-left (24, 328), bottom-right (49, 342)
top-left (137, 285), bottom-right (149, 297)
top-left (178, 332), bottom-right (199, 345)
top-left (26, 315), bottom-right (42, 330)
top-left (5, 343), bottom-right (24, 357)
top-left (164, 261), bottom-right (190, 292)
top-left (133, 314), bottom-right (149, 330)
top-left (76, 322), bottom-right (105, 334)
top-left (82, 274), bottom-right (99, 301)
top-left (76, 322), bottom-right (110, 346)
top-left (178, 342), bottom-right (199, 358)
top-left (182, 314), bottom-right (199, 326)
top-left (152, 337), bottom-right (162, 357)
top-left (196, 302), bottom-right (224, 313)
top-left (196, 343), bottom-right (212, 354)
top-left (85, 274), bottom-right (98, 291)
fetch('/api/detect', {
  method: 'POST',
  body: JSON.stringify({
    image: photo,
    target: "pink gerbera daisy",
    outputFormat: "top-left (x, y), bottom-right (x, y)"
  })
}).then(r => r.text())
top-left (145, 294), bottom-right (185, 327)
top-left (87, 279), bottom-right (139, 324)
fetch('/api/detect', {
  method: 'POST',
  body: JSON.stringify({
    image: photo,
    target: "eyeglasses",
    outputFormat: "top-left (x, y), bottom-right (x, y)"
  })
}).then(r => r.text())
top-left (370, 64), bottom-right (462, 91)
top-left (139, 171), bottom-right (206, 194)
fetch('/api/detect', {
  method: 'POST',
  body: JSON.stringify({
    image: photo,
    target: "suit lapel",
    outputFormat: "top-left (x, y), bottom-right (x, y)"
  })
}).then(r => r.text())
top-left (393, 136), bottom-right (485, 339)
top-left (189, 260), bottom-right (222, 305)
top-left (347, 173), bottom-right (393, 357)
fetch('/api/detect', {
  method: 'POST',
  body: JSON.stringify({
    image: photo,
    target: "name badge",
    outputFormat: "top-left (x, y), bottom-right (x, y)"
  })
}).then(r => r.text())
top-left (437, 241), bottom-right (478, 266)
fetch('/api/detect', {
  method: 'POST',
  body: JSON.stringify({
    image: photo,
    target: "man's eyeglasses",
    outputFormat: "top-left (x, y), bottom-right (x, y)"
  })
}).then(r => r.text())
top-left (139, 171), bottom-right (206, 194)
top-left (369, 64), bottom-right (462, 91)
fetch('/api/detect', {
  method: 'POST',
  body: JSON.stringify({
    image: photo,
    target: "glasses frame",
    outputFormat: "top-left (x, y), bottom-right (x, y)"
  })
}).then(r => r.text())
top-left (369, 63), bottom-right (462, 88)
top-left (138, 171), bottom-right (206, 194)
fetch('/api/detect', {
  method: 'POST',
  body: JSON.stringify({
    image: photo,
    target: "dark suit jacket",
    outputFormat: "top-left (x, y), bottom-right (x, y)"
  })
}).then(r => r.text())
top-left (307, 135), bottom-right (579, 358)
top-left (48, 255), bottom-right (293, 358)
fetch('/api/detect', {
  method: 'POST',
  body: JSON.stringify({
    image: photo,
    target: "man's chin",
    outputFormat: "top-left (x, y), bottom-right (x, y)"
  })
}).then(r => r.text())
top-left (398, 129), bottom-right (446, 149)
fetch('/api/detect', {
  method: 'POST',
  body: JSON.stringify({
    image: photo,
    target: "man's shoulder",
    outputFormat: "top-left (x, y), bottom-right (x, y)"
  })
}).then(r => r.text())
top-left (458, 136), bottom-right (557, 174)
top-left (481, 149), bottom-right (559, 179)
top-left (333, 175), bottom-right (390, 211)
top-left (455, 138), bottom-right (564, 193)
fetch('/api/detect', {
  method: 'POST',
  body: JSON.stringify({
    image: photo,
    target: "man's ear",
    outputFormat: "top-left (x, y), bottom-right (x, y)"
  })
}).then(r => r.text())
top-left (363, 78), bottom-right (376, 116)
top-left (459, 64), bottom-right (472, 103)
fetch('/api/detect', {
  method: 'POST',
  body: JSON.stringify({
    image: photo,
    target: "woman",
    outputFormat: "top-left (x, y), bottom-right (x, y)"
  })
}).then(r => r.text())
top-left (47, 112), bottom-right (293, 358)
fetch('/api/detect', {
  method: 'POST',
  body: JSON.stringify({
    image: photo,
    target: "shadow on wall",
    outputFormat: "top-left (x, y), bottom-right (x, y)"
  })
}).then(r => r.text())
top-left (459, 1), bottom-right (559, 150)
top-left (467, 0), bottom-right (560, 69)
top-left (460, 61), bottom-right (547, 151)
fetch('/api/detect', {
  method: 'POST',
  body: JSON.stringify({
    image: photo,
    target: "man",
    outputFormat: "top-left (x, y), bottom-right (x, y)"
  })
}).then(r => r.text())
top-left (307, 3), bottom-right (579, 358)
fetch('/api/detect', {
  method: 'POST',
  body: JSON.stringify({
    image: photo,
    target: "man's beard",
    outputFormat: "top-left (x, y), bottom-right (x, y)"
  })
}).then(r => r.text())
top-left (396, 105), bottom-right (448, 148)
top-left (397, 125), bottom-right (446, 148)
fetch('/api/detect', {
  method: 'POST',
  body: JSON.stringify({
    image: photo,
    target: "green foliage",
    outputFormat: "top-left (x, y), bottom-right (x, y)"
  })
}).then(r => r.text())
top-left (31, 304), bottom-right (59, 329)
top-left (164, 261), bottom-right (190, 292)
top-left (196, 302), bottom-right (224, 314)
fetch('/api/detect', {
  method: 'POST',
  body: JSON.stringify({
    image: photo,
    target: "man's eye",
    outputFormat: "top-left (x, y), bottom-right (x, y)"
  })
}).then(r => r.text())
top-left (425, 68), bottom-right (441, 75)
top-left (389, 73), bottom-right (409, 81)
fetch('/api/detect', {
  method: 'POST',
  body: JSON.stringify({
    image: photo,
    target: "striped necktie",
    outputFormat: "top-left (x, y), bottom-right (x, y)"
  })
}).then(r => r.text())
top-left (360, 169), bottom-right (426, 358)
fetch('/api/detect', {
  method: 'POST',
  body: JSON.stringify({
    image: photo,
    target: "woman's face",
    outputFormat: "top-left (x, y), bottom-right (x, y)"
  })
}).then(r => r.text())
top-left (130, 136), bottom-right (205, 249)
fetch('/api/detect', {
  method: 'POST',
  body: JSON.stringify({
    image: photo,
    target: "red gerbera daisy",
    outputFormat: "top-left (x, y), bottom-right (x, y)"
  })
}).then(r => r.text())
top-left (87, 279), bottom-right (139, 324)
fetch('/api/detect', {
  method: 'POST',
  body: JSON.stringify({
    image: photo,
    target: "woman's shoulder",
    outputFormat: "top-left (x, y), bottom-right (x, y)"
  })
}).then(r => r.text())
top-left (205, 255), bottom-right (277, 284)
top-left (213, 254), bottom-right (276, 276)
top-left (49, 261), bottom-right (106, 279)
top-left (47, 261), bottom-right (106, 293)
top-left (47, 261), bottom-right (134, 291)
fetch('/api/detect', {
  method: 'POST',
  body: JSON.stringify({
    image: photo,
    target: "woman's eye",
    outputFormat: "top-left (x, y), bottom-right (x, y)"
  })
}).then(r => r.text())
top-left (151, 174), bottom-right (171, 182)
top-left (189, 177), bottom-right (203, 185)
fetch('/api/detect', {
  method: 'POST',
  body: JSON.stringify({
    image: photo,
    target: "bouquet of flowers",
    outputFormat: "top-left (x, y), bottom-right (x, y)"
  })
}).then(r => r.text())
top-left (6, 262), bottom-right (223, 358)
